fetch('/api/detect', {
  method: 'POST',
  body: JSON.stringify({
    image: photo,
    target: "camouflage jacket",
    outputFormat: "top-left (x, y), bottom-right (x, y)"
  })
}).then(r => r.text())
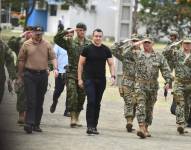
top-left (133, 50), bottom-right (172, 90)
top-left (0, 40), bottom-right (16, 79)
top-left (7, 36), bottom-right (22, 56)
top-left (54, 30), bottom-right (91, 79)
top-left (166, 48), bottom-right (191, 81)
top-left (162, 41), bottom-right (180, 71)
top-left (111, 43), bottom-right (140, 87)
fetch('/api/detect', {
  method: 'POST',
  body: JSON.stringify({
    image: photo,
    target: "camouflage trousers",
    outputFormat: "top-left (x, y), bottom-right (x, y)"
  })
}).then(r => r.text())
top-left (135, 88), bottom-right (157, 125)
top-left (173, 82), bottom-right (191, 125)
top-left (66, 77), bottom-right (86, 112)
top-left (16, 84), bottom-right (26, 112)
top-left (0, 75), bottom-right (6, 103)
top-left (120, 85), bottom-right (136, 119)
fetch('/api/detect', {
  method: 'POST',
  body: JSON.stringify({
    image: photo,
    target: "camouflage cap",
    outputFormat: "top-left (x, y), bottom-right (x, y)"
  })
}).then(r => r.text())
top-left (142, 34), bottom-right (153, 43)
top-left (131, 34), bottom-right (140, 41)
top-left (169, 30), bottom-right (178, 37)
top-left (183, 37), bottom-right (191, 43)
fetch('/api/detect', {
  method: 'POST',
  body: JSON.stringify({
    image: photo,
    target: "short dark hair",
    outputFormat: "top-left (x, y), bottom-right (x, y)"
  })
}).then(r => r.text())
top-left (93, 28), bottom-right (103, 35)
top-left (33, 26), bottom-right (44, 32)
top-left (23, 26), bottom-right (33, 32)
top-left (76, 22), bottom-right (87, 31)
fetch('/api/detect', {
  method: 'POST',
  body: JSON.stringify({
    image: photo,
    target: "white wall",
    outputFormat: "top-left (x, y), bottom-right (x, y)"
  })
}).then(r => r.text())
top-left (47, 0), bottom-right (117, 37)
top-left (47, 5), bottom-right (70, 33)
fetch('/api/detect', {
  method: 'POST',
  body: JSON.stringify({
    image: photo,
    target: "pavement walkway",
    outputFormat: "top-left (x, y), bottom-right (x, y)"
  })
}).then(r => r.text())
top-left (0, 83), bottom-right (191, 150)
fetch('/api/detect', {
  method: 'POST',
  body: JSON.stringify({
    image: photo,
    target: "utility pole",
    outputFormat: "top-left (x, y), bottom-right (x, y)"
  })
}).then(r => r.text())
top-left (115, 0), bottom-right (133, 85)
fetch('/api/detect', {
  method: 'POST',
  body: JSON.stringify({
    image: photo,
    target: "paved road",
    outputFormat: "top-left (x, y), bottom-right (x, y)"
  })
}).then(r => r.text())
top-left (0, 83), bottom-right (191, 150)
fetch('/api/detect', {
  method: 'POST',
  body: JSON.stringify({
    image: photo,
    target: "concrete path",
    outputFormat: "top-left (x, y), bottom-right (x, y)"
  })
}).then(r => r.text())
top-left (0, 82), bottom-right (191, 150)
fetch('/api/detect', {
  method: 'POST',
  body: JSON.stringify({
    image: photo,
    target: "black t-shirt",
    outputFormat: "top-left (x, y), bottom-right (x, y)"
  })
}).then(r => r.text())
top-left (81, 43), bottom-right (112, 79)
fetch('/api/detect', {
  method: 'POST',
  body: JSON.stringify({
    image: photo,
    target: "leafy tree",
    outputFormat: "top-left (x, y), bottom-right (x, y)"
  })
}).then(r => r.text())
top-left (138, 0), bottom-right (191, 38)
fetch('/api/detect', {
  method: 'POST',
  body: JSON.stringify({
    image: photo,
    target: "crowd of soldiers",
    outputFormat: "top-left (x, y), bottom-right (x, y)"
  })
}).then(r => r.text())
top-left (0, 23), bottom-right (191, 139)
top-left (111, 31), bottom-right (191, 138)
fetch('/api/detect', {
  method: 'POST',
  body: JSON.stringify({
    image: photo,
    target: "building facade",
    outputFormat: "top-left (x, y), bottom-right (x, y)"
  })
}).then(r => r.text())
top-left (28, 0), bottom-right (117, 37)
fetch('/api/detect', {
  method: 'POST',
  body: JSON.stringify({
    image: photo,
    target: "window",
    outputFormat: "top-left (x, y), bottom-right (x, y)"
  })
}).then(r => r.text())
top-left (50, 5), bottom-right (57, 16)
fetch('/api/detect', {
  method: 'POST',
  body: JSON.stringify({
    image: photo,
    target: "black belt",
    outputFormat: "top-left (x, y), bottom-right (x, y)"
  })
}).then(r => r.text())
top-left (25, 68), bottom-right (47, 74)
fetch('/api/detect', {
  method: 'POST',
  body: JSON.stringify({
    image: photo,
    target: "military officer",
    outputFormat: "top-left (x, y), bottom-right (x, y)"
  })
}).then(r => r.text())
top-left (54, 23), bottom-right (91, 127)
top-left (111, 34), bottom-right (141, 132)
top-left (130, 36), bottom-right (172, 138)
top-left (8, 26), bottom-right (33, 124)
top-left (166, 37), bottom-right (191, 134)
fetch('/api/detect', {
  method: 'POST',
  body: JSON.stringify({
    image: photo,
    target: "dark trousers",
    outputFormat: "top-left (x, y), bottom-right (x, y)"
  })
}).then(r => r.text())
top-left (84, 78), bottom-right (106, 128)
top-left (0, 78), bottom-right (5, 104)
top-left (24, 70), bottom-right (48, 126)
top-left (53, 73), bottom-right (68, 111)
top-left (187, 108), bottom-right (191, 125)
top-left (0, 71), bottom-right (5, 104)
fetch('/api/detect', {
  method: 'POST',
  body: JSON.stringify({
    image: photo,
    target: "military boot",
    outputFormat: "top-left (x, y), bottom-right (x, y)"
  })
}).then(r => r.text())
top-left (76, 112), bottom-right (83, 127)
top-left (177, 124), bottom-right (184, 134)
top-left (145, 124), bottom-right (151, 137)
top-left (137, 123), bottom-right (146, 139)
top-left (70, 112), bottom-right (77, 128)
top-left (126, 117), bottom-right (133, 132)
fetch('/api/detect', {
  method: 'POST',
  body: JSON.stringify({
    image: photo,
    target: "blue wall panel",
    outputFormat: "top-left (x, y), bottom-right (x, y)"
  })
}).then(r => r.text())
top-left (27, 9), bottom-right (48, 31)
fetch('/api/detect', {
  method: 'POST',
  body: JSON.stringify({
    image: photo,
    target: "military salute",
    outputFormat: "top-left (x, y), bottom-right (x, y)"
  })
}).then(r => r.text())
top-left (128, 36), bottom-right (172, 138)
top-left (2, 21), bottom-right (191, 139)
top-left (111, 34), bottom-right (141, 132)
top-left (54, 23), bottom-right (91, 128)
top-left (163, 37), bottom-right (191, 134)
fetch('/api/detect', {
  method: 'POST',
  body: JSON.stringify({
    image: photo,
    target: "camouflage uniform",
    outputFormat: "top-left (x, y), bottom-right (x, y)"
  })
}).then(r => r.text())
top-left (164, 43), bottom-right (191, 128)
top-left (8, 37), bottom-right (26, 112)
top-left (111, 41), bottom-right (140, 122)
top-left (134, 50), bottom-right (172, 126)
top-left (8, 36), bottom-right (22, 56)
top-left (54, 30), bottom-right (90, 113)
top-left (0, 39), bottom-right (16, 103)
top-left (162, 41), bottom-right (180, 72)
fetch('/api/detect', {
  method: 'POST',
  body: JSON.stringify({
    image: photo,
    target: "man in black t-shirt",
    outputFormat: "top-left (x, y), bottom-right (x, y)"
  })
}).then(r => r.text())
top-left (78, 28), bottom-right (115, 135)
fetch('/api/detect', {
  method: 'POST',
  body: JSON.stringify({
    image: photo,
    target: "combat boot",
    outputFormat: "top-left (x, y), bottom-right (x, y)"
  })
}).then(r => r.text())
top-left (137, 123), bottom-right (146, 139)
top-left (70, 112), bottom-right (77, 128)
top-left (145, 124), bottom-right (151, 137)
top-left (76, 112), bottom-right (83, 127)
top-left (177, 124), bottom-right (184, 134)
top-left (50, 101), bottom-right (58, 113)
top-left (126, 117), bottom-right (133, 132)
